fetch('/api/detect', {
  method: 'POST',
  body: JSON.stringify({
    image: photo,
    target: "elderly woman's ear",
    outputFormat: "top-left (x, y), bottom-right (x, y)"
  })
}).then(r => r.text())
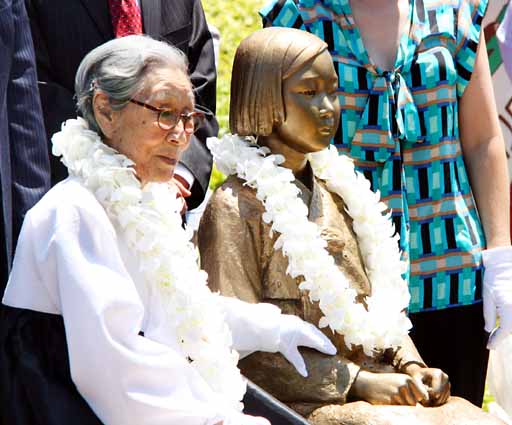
top-left (93, 91), bottom-right (117, 139)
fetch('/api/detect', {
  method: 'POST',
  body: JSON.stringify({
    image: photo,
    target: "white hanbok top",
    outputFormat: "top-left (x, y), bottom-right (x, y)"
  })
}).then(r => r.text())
top-left (3, 177), bottom-right (283, 425)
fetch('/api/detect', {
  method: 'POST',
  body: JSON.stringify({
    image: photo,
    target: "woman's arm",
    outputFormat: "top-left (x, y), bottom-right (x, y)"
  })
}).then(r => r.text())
top-left (459, 31), bottom-right (512, 349)
top-left (459, 31), bottom-right (510, 248)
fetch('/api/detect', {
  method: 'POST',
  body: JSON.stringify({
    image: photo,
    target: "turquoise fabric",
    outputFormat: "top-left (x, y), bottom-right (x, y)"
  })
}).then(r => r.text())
top-left (261, 0), bottom-right (489, 313)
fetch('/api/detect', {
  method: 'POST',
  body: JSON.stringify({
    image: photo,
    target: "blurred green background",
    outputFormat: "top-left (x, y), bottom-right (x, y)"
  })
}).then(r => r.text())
top-left (202, 0), bottom-right (266, 188)
top-left (203, 0), bottom-right (266, 134)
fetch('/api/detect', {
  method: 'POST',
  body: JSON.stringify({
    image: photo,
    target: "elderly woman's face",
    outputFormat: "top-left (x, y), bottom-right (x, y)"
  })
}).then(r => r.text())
top-left (101, 67), bottom-right (194, 185)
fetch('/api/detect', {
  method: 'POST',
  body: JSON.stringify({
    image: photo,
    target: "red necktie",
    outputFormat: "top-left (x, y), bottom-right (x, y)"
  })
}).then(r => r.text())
top-left (108, 0), bottom-right (143, 38)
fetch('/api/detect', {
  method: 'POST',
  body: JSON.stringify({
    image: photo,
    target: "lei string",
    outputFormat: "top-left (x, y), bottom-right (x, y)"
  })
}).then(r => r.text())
top-left (208, 134), bottom-right (412, 356)
top-left (52, 118), bottom-right (246, 411)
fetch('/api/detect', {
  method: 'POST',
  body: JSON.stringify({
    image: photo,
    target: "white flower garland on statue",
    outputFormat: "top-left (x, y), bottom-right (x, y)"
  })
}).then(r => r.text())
top-left (208, 134), bottom-right (412, 356)
top-left (52, 118), bottom-right (245, 411)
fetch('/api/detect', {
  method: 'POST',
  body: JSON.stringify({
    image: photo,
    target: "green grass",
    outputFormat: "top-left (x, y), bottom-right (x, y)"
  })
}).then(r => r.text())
top-left (483, 386), bottom-right (495, 412)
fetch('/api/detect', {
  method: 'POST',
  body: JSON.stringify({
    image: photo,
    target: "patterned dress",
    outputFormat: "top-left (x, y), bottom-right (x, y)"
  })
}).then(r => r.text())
top-left (261, 0), bottom-right (488, 313)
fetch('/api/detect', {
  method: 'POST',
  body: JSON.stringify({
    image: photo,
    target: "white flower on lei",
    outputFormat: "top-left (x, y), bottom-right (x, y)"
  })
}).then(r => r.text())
top-left (208, 134), bottom-right (412, 355)
top-left (53, 118), bottom-right (246, 411)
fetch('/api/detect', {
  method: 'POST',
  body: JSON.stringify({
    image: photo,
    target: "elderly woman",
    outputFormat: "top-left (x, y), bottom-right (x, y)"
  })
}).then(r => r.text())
top-left (0, 35), bottom-right (336, 425)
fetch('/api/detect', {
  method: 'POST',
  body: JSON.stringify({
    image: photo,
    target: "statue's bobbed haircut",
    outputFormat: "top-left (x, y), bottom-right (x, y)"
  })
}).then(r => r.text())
top-left (230, 27), bottom-right (328, 137)
top-left (75, 35), bottom-right (189, 137)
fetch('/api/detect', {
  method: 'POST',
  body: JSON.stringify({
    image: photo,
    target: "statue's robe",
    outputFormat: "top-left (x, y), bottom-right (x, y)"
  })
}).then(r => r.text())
top-left (198, 171), bottom-right (423, 417)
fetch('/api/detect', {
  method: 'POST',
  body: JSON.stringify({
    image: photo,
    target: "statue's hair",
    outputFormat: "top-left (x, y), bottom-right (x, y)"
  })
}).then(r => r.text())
top-left (75, 35), bottom-right (189, 137)
top-left (230, 27), bottom-right (328, 136)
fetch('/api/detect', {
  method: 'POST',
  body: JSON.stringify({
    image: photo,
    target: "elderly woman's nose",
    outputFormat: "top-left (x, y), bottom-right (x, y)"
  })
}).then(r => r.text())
top-left (166, 123), bottom-right (190, 146)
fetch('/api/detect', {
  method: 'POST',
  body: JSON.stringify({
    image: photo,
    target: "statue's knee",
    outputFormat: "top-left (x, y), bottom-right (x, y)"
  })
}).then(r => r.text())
top-left (308, 402), bottom-right (395, 425)
top-left (308, 398), bottom-right (508, 425)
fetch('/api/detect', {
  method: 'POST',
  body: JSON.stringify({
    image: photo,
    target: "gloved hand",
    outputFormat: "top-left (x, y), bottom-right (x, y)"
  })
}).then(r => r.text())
top-left (482, 246), bottom-right (512, 350)
top-left (219, 297), bottom-right (336, 368)
top-left (277, 314), bottom-right (337, 377)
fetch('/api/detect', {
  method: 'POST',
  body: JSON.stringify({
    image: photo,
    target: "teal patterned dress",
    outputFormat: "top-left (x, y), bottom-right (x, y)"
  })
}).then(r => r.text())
top-left (261, 0), bottom-right (488, 314)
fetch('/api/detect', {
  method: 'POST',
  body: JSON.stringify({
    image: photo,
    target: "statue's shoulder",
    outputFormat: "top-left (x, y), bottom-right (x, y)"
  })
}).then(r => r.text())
top-left (210, 176), bottom-right (265, 218)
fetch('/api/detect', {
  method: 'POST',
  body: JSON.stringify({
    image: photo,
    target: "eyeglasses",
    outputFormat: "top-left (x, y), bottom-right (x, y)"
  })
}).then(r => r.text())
top-left (129, 99), bottom-right (205, 134)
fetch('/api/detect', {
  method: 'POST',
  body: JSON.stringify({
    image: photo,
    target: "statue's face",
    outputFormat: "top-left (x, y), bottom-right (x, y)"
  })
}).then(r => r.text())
top-left (276, 50), bottom-right (340, 154)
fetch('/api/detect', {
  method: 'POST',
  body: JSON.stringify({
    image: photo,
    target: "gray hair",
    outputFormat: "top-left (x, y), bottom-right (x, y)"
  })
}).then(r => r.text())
top-left (75, 35), bottom-right (189, 136)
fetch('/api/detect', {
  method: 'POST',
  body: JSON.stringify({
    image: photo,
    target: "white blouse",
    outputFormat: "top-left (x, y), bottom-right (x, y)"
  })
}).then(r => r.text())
top-left (3, 177), bottom-right (283, 425)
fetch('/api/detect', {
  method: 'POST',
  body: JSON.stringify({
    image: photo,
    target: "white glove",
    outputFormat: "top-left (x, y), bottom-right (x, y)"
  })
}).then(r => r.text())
top-left (482, 246), bottom-right (512, 350)
top-left (277, 314), bottom-right (337, 377)
top-left (220, 297), bottom-right (336, 373)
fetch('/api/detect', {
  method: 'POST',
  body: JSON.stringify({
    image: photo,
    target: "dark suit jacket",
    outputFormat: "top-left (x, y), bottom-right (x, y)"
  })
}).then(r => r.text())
top-left (25, 0), bottom-right (217, 209)
top-left (0, 0), bottom-right (50, 289)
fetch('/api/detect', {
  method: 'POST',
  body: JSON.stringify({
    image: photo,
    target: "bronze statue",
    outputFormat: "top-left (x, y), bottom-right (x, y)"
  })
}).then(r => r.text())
top-left (198, 28), bottom-right (504, 425)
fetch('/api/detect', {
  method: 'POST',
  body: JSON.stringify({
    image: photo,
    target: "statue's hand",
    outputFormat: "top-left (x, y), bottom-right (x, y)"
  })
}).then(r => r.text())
top-left (351, 370), bottom-right (429, 406)
top-left (403, 364), bottom-right (450, 406)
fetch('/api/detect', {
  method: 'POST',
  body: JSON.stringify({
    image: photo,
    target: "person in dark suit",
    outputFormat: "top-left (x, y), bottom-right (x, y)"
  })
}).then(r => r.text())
top-left (25, 0), bottom-right (216, 210)
top-left (0, 0), bottom-right (50, 293)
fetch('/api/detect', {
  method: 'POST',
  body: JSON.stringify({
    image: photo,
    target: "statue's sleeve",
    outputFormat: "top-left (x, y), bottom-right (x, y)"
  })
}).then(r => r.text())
top-left (198, 178), bottom-right (264, 304)
top-left (390, 335), bottom-right (427, 372)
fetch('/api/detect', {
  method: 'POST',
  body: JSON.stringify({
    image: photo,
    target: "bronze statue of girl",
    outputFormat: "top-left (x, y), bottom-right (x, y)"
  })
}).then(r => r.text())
top-left (199, 27), bottom-right (502, 425)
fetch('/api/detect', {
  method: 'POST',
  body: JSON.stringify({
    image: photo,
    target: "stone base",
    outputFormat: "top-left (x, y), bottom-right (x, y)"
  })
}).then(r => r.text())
top-left (307, 397), bottom-right (506, 425)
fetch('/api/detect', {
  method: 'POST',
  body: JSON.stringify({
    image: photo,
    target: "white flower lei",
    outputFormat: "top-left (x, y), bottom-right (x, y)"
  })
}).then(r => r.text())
top-left (52, 118), bottom-right (245, 411)
top-left (208, 134), bottom-right (412, 355)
